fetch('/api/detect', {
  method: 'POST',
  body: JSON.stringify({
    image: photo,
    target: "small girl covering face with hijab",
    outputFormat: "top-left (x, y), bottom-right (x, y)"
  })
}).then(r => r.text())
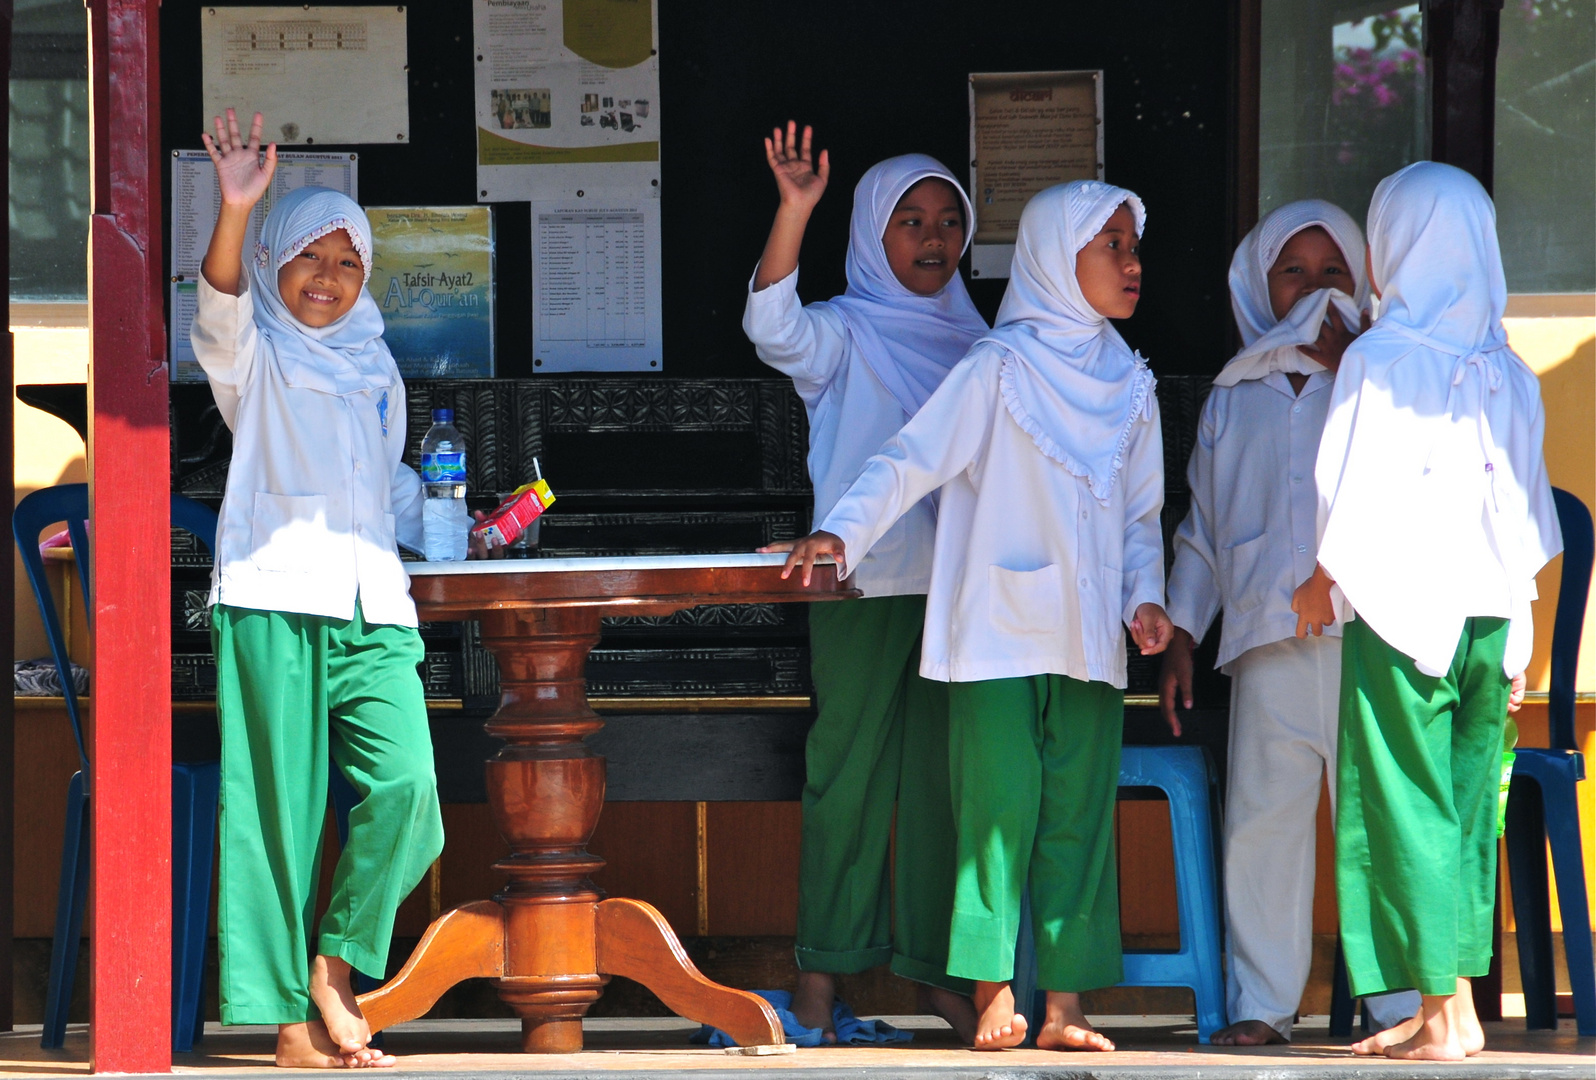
top-left (191, 109), bottom-right (449, 1070)
top-left (1294, 161), bottom-right (1560, 1061)
top-left (782, 180), bottom-right (1174, 1052)
top-left (1161, 200), bottom-right (1420, 1045)
top-left (743, 124), bottom-right (987, 1041)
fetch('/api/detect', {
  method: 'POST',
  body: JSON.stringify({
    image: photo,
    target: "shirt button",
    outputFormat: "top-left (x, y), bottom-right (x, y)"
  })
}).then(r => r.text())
top-left (1292, 475), bottom-right (1302, 484)
top-left (1080, 578), bottom-right (1090, 588)
top-left (1081, 510), bottom-right (1089, 519)
top-left (1293, 405), bottom-right (1302, 414)
top-left (1297, 544), bottom-right (1307, 553)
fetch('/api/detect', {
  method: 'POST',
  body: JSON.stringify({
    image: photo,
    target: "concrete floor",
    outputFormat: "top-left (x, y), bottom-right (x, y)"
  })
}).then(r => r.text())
top-left (0, 1014), bottom-right (1588, 1079)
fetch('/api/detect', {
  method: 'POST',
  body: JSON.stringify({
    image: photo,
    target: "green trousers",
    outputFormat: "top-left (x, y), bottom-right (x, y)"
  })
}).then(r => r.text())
top-left (797, 595), bottom-right (968, 993)
top-left (1336, 615), bottom-right (1510, 998)
top-left (212, 602), bottom-right (446, 1024)
top-left (947, 675), bottom-right (1124, 990)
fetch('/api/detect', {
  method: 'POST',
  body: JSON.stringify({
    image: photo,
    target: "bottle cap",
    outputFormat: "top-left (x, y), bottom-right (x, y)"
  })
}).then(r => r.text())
top-left (432, 408), bottom-right (454, 423)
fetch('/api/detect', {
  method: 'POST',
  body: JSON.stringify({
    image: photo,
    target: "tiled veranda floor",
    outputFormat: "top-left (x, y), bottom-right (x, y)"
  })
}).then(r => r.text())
top-left (0, 1014), bottom-right (1589, 1080)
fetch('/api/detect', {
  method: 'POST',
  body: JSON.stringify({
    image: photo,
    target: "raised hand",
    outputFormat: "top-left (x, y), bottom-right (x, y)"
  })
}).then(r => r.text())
top-left (764, 121), bottom-right (829, 214)
top-left (1300, 306), bottom-right (1367, 374)
top-left (202, 108), bottom-right (277, 211)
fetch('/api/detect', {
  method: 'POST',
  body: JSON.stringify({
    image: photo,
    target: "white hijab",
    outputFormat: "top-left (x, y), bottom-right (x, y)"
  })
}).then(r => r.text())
top-left (247, 186), bottom-right (396, 395)
top-left (980, 180), bottom-right (1154, 504)
top-left (1215, 199), bottom-right (1368, 387)
top-left (825, 155), bottom-right (988, 417)
top-left (1315, 161), bottom-right (1561, 676)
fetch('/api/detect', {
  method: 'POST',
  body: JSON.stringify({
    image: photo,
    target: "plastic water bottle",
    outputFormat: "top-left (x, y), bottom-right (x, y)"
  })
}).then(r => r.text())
top-left (420, 408), bottom-right (468, 562)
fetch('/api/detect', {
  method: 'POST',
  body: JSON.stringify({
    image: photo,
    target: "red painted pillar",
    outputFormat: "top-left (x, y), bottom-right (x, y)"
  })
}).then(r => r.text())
top-left (86, 0), bottom-right (171, 1072)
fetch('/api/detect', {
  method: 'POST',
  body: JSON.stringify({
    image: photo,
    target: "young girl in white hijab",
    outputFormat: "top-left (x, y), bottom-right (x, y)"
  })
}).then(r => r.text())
top-left (191, 110), bottom-right (458, 1070)
top-left (781, 180), bottom-right (1174, 1051)
top-left (1293, 161), bottom-right (1560, 1060)
top-left (743, 124), bottom-right (988, 1040)
top-left (1161, 199), bottom-right (1419, 1044)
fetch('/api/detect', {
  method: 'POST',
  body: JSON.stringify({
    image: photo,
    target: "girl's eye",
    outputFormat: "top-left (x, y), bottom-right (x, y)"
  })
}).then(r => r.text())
top-left (1325, 265), bottom-right (1345, 274)
top-left (1106, 240), bottom-right (1118, 249)
top-left (901, 217), bottom-right (920, 227)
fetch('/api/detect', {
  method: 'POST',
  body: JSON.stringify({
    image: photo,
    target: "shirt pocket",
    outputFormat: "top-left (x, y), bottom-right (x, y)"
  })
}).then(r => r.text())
top-left (1221, 532), bottom-right (1272, 615)
top-left (250, 492), bottom-right (328, 573)
top-left (988, 563), bottom-right (1065, 636)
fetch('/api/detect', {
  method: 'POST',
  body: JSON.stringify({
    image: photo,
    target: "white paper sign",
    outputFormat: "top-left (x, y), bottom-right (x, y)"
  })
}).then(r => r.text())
top-left (201, 6), bottom-right (410, 146)
top-left (531, 199), bottom-right (662, 372)
top-left (169, 149), bottom-right (358, 381)
top-left (473, 0), bottom-right (660, 200)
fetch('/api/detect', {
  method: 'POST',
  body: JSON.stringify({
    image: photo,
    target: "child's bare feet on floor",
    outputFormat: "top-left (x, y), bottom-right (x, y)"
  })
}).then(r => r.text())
top-left (276, 1021), bottom-right (393, 1069)
top-left (971, 981), bottom-right (1027, 1049)
top-left (1349, 1013), bottom-right (1420, 1055)
top-left (1383, 990), bottom-right (1473, 1061)
top-left (791, 970), bottom-right (837, 1042)
top-left (916, 983), bottom-right (977, 1045)
top-left (1034, 990), bottom-right (1114, 1052)
top-left (1211, 1019), bottom-right (1285, 1046)
top-left (309, 955), bottom-right (378, 1061)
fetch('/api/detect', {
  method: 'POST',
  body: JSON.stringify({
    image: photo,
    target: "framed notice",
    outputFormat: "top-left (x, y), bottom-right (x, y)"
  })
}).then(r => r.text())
top-left (530, 199), bottom-right (662, 373)
top-left (367, 207), bottom-right (496, 379)
top-left (201, 6), bottom-right (410, 146)
top-left (968, 70), bottom-right (1104, 279)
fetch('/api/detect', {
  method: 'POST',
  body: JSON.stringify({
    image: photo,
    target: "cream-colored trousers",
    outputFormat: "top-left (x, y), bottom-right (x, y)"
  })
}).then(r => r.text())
top-left (1224, 634), bottom-right (1420, 1037)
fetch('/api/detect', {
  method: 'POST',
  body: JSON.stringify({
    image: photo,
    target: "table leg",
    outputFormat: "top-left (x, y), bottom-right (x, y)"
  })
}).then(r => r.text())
top-left (479, 607), bottom-right (610, 1052)
top-left (359, 605), bottom-right (783, 1053)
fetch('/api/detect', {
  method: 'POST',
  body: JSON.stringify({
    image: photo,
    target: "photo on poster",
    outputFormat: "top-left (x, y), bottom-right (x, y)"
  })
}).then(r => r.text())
top-left (968, 70), bottom-right (1103, 278)
top-left (472, 0), bottom-right (661, 200)
top-left (367, 206), bottom-right (496, 379)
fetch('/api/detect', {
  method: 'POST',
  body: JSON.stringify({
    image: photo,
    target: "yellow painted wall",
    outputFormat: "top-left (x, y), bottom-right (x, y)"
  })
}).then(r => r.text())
top-left (1505, 313), bottom-right (1596, 694)
top-left (11, 325), bottom-right (89, 664)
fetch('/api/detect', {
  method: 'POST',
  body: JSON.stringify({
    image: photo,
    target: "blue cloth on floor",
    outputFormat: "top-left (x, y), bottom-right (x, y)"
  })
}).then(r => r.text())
top-left (689, 990), bottom-right (913, 1048)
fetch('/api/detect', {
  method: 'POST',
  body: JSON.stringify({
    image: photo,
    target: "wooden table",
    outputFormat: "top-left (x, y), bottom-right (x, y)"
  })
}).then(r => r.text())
top-left (355, 553), bottom-right (855, 1053)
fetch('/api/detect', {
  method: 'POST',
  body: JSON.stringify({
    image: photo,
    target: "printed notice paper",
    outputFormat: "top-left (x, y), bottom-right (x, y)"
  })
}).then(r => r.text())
top-left (201, 6), bottom-right (409, 146)
top-left (169, 149), bottom-right (357, 381)
top-left (968, 70), bottom-right (1103, 279)
top-left (473, 0), bottom-right (661, 199)
top-left (531, 200), bottom-right (662, 372)
top-left (367, 207), bottom-right (496, 379)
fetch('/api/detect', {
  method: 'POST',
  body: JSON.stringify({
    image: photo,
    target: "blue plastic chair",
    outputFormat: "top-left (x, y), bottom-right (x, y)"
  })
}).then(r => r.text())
top-left (1504, 487), bottom-right (1595, 1036)
top-left (1013, 744), bottom-right (1227, 1042)
top-left (14, 484), bottom-right (220, 1052)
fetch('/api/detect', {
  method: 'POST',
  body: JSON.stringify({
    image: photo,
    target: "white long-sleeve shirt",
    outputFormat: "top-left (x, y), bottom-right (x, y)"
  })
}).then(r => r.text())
top-left (819, 346), bottom-right (1166, 686)
top-left (743, 269), bottom-right (938, 597)
top-left (190, 274), bottom-right (427, 627)
top-left (1166, 371), bottom-right (1335, 670)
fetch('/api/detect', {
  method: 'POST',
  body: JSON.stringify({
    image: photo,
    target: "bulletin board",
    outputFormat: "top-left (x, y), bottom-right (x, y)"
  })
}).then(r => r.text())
top-left (158, 0), bottom-right (1236, 380)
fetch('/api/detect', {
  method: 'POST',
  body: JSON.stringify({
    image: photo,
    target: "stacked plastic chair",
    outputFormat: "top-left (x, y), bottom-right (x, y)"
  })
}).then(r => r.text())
top-left (1504, 487), bottom-right (1595, 1036)
top-left (1012, 744), bottom-right (1227, 1043)
top-left (14, 484), bottom-right (220, 1052)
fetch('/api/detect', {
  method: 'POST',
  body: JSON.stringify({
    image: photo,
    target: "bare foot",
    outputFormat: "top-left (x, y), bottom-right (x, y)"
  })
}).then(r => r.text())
top-left (1033, 990), bottom-right (1114, 1052)
top-left (310, 955), bottom-right (375, 1059)
top-left (1210, 1019), bottom-right (1286, 1046)
top-left (970, 981), bottom-right (1028, 1050)
top-left (276, 1022), bottom-right (393, 1069)
top-left (1350, 1012), bottom-right (1420, 1055)
top-left (916, 983), bottom-right (978, 1045)
top-left (1454, 978), bottom-right (1485, 1056)
top-left (791, 970), bottom-right (837, 1043)
top-left (1385, 993), bottom-right (1468, 1061)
